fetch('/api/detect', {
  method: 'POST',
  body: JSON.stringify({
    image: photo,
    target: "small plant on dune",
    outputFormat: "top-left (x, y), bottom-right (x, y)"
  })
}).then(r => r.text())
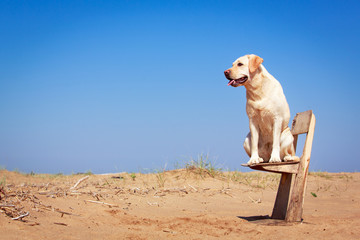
top-left (26, 171), bottom-right (36, 177)
top-left (230, 171), bottom-right (244, 182)
top-left (73, 170), bottom-right (93, 176)
top-left (0, 176), bottom-right (6, 187)
top-left (130, 173), bottom-right (136, 181)
top-left (185, 153), bottom-right (222, 178)
top-left (155, 166), bottom-right (167, 188)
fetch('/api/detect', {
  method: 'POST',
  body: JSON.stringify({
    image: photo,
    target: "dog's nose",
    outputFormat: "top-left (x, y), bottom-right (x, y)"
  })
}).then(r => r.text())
top-left (224, 69), bottom-right (230, 77)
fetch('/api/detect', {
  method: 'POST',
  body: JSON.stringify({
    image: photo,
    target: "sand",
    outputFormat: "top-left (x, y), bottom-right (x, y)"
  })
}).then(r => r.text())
top-left (0, 169), bottom-right (359, 239)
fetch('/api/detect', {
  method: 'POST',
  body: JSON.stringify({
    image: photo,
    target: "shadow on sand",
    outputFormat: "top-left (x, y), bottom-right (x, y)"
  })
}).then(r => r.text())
top-left (237, 215), bottom-right (298, 226)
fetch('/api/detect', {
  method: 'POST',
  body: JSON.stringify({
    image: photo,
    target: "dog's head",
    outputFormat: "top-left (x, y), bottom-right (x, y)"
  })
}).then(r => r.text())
top-left (224, 54), bottom-right (263, 87)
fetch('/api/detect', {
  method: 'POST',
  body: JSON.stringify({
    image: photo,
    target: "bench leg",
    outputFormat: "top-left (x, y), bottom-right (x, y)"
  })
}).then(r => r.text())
top-left (285, 161), bottom-right (310, 222)
top-left (271, 173), bottom-right (292, 219)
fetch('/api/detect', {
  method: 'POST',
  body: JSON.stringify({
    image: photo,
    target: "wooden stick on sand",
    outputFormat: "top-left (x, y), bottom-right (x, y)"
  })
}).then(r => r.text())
top-left (70, 175), bottom-right (89, 190)
top-left (12, 212), bottom-right (29, 221)
top-left (84, 200), bottom-right (118, 207)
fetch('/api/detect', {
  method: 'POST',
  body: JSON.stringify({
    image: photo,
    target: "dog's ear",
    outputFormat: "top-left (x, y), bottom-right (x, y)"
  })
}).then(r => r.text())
top-left (248, 54), bottom-right (263, 73)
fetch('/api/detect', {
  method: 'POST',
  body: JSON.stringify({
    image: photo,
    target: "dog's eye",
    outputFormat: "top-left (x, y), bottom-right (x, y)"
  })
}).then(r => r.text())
top-left (237, 63), bottom-right (243, 67)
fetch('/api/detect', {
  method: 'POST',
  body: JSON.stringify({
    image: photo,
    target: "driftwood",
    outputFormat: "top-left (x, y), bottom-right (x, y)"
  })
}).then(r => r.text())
top-left (85, 200), bottom-right (118, 207)
top-left (54, 222), bottom-right (68, 226)
top-left (12, 212), bottom-right (29, 221)
top-left (70, 176), bottom-right (89, 190)
top-left (55, 209), bottom-right (80, 217)
top-left (0, 204), bottom-right (15, 208)
top-left (154, 188), bottom-right (189, 196)
top-left (187, 184), bottom-right (198, 192)
top-left (147, 201), bottom-right (159, 206)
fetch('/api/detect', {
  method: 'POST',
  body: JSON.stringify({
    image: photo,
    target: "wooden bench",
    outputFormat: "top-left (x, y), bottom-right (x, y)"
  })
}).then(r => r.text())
top-left (241, 110), bottom-right (316, 222)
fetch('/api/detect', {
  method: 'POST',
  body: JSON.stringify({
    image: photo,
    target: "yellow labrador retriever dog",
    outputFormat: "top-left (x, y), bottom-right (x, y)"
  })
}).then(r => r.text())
top-left (224, 54), bottom-right (297, 165)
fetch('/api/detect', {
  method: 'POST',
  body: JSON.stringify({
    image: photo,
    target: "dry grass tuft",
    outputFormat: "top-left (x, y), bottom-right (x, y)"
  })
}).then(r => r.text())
top-left (184, 153), bottom-right (222, 178)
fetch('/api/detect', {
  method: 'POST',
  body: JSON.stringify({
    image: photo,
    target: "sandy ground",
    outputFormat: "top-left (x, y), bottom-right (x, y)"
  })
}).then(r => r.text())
top-left (0, 169), bottom-right (359, 240)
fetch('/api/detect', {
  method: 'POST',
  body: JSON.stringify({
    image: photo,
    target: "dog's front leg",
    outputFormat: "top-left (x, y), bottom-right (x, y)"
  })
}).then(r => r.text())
top-left (269, 119), bottom-right (282, 163)
top-left (247, 120), bottom-right (264, 165)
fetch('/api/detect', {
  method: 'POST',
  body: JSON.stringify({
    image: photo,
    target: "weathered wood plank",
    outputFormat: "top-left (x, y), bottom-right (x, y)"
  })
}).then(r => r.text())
top-left (249, 164), bottom-right (299, 174)
top-left (271, 173), bottom-right (292, 219)
top-left (285, 112), bottom-right (316, 222)
top-left (241, 161), bottom-right (300, 174)
top-left (291, 110), bottom-right (313, 135)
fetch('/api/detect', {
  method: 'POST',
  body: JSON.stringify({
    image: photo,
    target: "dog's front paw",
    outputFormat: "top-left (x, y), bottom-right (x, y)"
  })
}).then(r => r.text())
top-left (247, 157), bottom-right (264, 165)
top-left (269, 156), bottom-right (281, 163)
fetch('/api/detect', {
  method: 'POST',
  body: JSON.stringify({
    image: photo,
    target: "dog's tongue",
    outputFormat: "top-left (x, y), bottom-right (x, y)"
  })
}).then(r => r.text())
top-left (228, 80), bottom-right (235, 86)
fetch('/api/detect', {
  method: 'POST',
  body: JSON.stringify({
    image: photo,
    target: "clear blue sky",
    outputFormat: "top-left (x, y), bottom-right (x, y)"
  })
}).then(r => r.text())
top-left (1, 0), bottom-right (359, 174)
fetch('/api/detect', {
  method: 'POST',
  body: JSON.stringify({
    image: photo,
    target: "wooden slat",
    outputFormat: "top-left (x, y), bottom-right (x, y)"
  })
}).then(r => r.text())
top-left (242, 161), bottom-right (300, 174)
top-left (285, 112), bottom-right (316, 222)
top-left (272, 173), bottom-right (292, 219)
top-left (291, 110), bottom-right (313, 135)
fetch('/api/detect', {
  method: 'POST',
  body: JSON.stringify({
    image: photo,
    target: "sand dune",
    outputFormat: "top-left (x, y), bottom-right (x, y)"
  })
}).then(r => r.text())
top-left (0, 169), bottom-right (359, 239)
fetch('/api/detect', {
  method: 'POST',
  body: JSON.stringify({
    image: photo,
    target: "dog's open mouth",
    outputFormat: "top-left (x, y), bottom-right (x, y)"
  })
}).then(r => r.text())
top-left (228, 76), bottom-right (248, 86)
